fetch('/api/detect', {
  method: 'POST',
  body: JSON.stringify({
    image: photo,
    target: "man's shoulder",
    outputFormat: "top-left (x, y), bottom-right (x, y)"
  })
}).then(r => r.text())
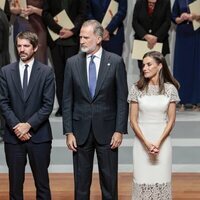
top-left (67, 52), bottom-right (84, 63)
top-left (34, 60), bottom-right (53, 71)
top-left (104, 50), bottom-right (123, 62)
top-left (1, 62), bottom-right (18, 72)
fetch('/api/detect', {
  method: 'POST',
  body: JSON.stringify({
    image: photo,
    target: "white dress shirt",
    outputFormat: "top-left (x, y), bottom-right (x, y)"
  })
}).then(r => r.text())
top-left (86, 47), bottom-right (103, 85)
top-left (19, 59), bottom-right (34, 88)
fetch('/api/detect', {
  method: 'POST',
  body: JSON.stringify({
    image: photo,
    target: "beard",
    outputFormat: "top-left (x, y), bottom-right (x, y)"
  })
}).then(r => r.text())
top-left (19, 52), bottom-right (34, 62)
top-left (80, 44), bottom-right (97, 54)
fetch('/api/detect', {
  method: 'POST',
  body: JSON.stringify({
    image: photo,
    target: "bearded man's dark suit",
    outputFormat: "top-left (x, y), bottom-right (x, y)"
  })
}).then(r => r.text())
top-left (63, 49), bottom-right (128, 199)
top-left (0, 60), bottom-right (55, 199)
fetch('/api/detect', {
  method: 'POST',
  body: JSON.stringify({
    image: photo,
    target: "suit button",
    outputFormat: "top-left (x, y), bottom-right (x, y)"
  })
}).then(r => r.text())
top-left (149, 29), bottom-right (152, 33)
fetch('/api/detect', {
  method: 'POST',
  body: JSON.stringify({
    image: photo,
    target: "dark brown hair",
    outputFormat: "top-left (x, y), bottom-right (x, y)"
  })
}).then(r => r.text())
top-left (137, 51), bottom-right (180, 93)
top-left (16, 31), bottom-right (38, 49)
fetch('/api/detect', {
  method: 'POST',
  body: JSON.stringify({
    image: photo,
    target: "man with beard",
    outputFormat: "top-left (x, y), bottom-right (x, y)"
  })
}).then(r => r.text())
top-left (63, 20), bottom-right (128, 200)
top-left (0, 31), bottom-right (55, 200)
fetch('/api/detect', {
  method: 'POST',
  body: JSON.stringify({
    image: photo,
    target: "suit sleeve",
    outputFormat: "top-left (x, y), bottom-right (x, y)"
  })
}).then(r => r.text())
top-left (0, 20), bottom-right (3, 52)
top-left (154, 0), bottom-right (171, 41)
top-left (62, 59), bottom-right (73, 134)
top-left (70, 0), bottom-right (87, 35)
top-left (42, 0), bottom-right (62, 34)
top-left (132, 0), bottom-right (147, 39)
top-left (171, 0), bottom-right (180, 24)
top-left (0, 68), bottom-right (20, 129)
top-left (115, 57), bottom-right (128, 134)
top-left (26, 68), bottom-right (55, 131)
top-left (106, 0), bottom-right (127, 34)
top-left (42, 0), bottom-right (87, 35)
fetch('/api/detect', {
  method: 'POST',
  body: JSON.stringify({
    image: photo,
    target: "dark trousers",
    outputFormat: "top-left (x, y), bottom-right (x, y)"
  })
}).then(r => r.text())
top-left (50, 45), bottom-right (79, 112)
top-left (5, 141), bottom-right (52, 200)
top-left (73, 130), bottom-right (118, 200)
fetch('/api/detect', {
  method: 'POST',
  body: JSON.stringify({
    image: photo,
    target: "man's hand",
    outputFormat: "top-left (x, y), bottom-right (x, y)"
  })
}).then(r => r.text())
top-left (19, 133), bottom-right (32, 141)
top-left (110, 132), bottom-right (123, 149)
top-left (13, 123), bottom-right (31, 139)
top-left (66, 133), bottom-right (77, 152)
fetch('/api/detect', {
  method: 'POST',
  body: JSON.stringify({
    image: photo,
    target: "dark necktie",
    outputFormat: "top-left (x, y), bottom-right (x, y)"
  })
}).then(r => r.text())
top-left (89, 55), bottom-right (96, 98)
top-left (23, 64), bottom-right (28, 97)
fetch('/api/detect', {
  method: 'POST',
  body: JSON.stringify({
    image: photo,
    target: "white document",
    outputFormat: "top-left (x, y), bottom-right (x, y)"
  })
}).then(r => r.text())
top-left (189, 0), bottom-right (200, 31)
top-left (48, 9), bottom-right (74, 41)
top-left (101, 0), bottom-right (118, 35)
top-left (0, 0), bottom-right (6, 10)
top-left (132, 40), bottom-right (163, 60)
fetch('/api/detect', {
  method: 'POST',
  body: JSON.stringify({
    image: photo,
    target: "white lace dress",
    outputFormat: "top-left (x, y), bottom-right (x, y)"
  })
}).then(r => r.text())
top-left (128, 83), bottom-right (180, 200)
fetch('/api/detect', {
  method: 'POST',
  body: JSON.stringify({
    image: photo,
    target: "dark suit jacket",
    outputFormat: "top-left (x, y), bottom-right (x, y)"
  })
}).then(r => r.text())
top-left (0, 8), bottom-right (10, 68)
top-left (0, 60), bottom-right (55, 144)
top-left (63, 50), bottom-right (128, 145)
top-left (132, 0), bottom-right (171, 55)
top-left (42, 0), bottom-right (87, 47)
top-left (88, 0), bottom-right (127, 54)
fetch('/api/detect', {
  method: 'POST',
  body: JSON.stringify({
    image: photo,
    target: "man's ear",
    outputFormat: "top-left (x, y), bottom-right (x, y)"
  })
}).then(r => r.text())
top-left (34, 46), bottom-right (39, 53)
top-left (97, 36), bottom-right (102, 45)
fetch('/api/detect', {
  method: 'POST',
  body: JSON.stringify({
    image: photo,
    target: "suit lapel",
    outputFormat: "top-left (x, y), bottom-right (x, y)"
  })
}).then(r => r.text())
top-left (93, 50), bottom-right (110, 99)
top-left (76, 53), bottom-right (92, 101)
top-left (11, 62), bottom-right (24, 101)
top-left (24, 60), bottom-right (40, 102)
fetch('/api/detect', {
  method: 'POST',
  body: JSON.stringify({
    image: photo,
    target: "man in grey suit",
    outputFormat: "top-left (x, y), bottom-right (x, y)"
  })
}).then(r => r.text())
top-left (63, 20), bottom-right (128, 200)
top-left (0, 31), bottom-right (55, 200)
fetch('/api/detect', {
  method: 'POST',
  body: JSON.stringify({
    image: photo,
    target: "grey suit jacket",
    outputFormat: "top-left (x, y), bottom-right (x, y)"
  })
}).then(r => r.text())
top-left (0, 60), bottom-right (55, 144)
top-left (63, 50), bottom-right (128, 145)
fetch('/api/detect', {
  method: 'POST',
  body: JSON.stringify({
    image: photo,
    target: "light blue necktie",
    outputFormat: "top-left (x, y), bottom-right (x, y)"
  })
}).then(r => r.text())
top-left (89, 55), bottom-right (96, 98)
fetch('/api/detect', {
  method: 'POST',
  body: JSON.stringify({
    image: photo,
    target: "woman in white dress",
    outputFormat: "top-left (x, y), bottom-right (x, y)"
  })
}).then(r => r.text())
top-left (128, 51), bottom-right (180, 199)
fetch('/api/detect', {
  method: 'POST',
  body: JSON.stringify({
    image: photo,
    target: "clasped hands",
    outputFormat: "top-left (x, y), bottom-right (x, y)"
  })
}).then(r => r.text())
top-left (179, 12), bottom-right (200, 22)
top-left (13, 123), bottom-right (31, 141)
top-left (144, 34), bottom-right (158, 49)
top-left (145, 141), bottom-right (160, 156)
top-left (20, 5), bottom-right (38, 17)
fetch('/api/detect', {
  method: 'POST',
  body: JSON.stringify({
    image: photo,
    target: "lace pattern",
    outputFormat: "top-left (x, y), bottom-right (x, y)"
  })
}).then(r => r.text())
top-left (133, 182), bottom-right (172, 200)
top-left (128, 83), bottom-right (180, 103)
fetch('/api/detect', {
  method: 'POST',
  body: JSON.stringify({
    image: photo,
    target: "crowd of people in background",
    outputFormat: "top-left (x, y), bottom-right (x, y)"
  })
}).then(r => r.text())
top-left (0, 0), bottom-right (200, 113)
top-left (0, 0), bottom-right (200, 199)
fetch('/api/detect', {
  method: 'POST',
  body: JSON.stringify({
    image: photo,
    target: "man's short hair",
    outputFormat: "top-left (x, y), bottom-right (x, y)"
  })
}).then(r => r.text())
top-left (16, 31), bottom-right (38, 48)
top-left (82, 20), bottom-right (104, 38)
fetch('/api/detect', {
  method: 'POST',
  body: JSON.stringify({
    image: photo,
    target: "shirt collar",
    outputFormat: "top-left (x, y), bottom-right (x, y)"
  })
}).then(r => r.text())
top-left (19, 58), bottom-right (35, 68)
top-left (87, 47), bottom-right (103, 59)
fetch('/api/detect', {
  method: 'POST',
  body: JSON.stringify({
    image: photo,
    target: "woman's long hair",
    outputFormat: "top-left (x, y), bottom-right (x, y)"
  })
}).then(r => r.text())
top-left (137, 51), bottom-right (180, 93)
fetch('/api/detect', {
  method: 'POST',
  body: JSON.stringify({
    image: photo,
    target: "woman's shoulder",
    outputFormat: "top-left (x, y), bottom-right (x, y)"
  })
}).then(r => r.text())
top-left (128, 83), bottom-right (140, 102)
top-left (164, 82), bottom-right (180, 102)
top-left (130, 83), bottom-right (139, 92)
top-left (164, 82), bottom-right (177, 91)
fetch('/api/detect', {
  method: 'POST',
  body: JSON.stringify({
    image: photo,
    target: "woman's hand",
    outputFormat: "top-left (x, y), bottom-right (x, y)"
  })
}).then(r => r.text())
top-left (144, 140), bottom-right (159, 155)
